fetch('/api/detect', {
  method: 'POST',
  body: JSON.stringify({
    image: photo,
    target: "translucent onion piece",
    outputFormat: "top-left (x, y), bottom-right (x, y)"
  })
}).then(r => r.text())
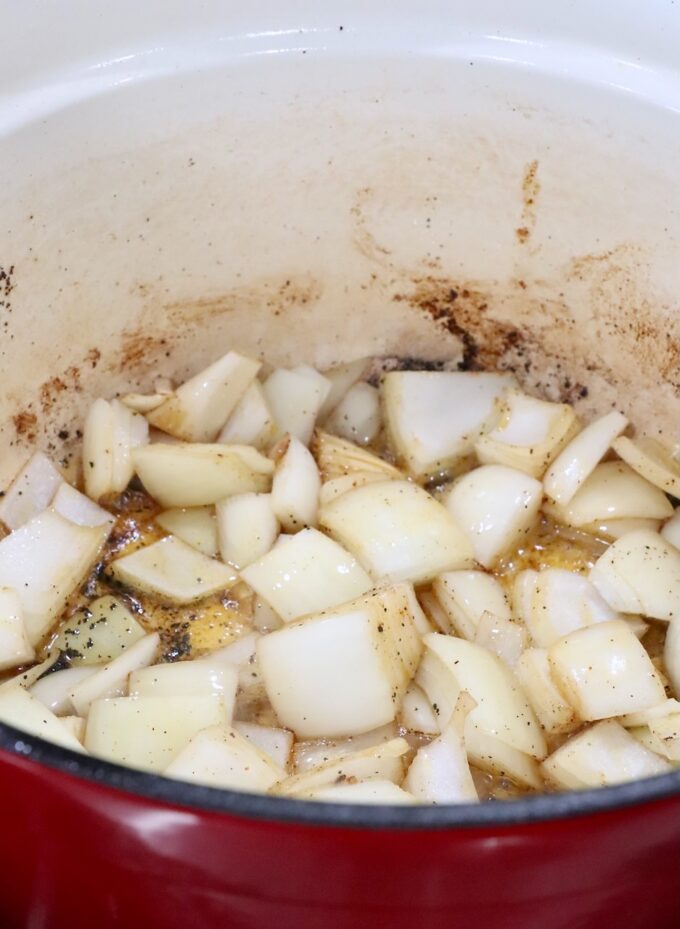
top-left (86, 698), bottom-right (230, 773)
top-left (252, 596), bottom-right (282, 634)
top-left (302, 780), bottom-right (416, 804)
top-left (319, 358), bottom-right (368, 419)
top-left (665, 617), bottom-right (680, 696)
top-left (612, 435), bottom-right (680, 499)
top-left (0, 686), bottom-right (85, 753)
top-left (0, 657), bottom-right (55, 693)
top-left (620, 698), bottom-right (680, 729)
top-left (156, 506), bottom-right (218, 557)
top-left (404, 721), bottom-right (479, 803)
top-left (542, 720), bottom-right (670, 789)
top-left (548, 620), bottom-right (665, 721)
top-left (515, 648), bottom-right (578, 735)
top-left (318, 472), bottom-right (387, 506)
top-left (30, 666), bottom-right (96, 715)
top-left (543, 410), bottom-right (628, 504)
top-left (647, 715), bottom-right (680, 762)
top-left (110, 536), bottom-right (237, 604)
top-left (70, 633), bottom-right (160, 716)
top-left (475, 390), bottom-right (578, 478)
top-left (399, 682), bottom-right (440, 734)
top-left (83, 398), bottom-right (148, 500)
top-left (465, 728), bottom-right (544, 790)
top-left (218, 381), bottom-right (276, 450)
top-left (208, 632), bottom-right (261, 689)
top-left (165, 724), bottom-right (283, 791)
top-left (270, 436), bottom-right (321, 532)
top-left (291, 724), bottom-right (398, 773)
top-left (311, 431), bottom-right (401, 482)
top-left (0, 509), bottom-right (111, 646)
top-left (241, 528), bottom-right (372, 622)
top-left (0, 452), bottom-right (63, 530)
top-left (661, 509), bottom-right (680, 551)
top-left (216, 493), bottom-right (279, 568)
top-left (325, 382), bottom-right (381, 446)
top-left (133, 443), bottom-right (273, 508)
top-left (320, 479), bottom-right (474, 585)
top-left (417, 633), bottom-right (546, 758)
top-left (45, 595), bottom-right (146, 666)
top-left (272, 738), bottom-right (410, 796)
top-left (589, 529), bottom-right (680, 621)
top-left (258, 585), bottom-right (422, 738)
top-left (445, 465), bottom-right (542, 568)
top-left (474, 611), bottom-right (527, 668)
top-left (0, 588), bottom-right (34, 671)
top-left (60, 716), bottom-right (86, 744)
top-left (546, 462), bottom-right (673, 527)
top-left (233, 721), bottom-right (294, 769)
top-left (51, 483), bottom-right (115, 528)
top-left (382, 370), bottom-right (514, 478)
top-left (263, 368), bottom-right (330, 446)
top-left (129, 660), bottom-right (238, 721)
top-left (433, 571), bottom-right (511, 639)
top-left (578, 517), bottom-right (662, 541)
top-left (515, 568), bottom-right (620, 648)
top-left (147, 350), bottom-right (260, 442)
top-left (119, 391), bottom-right (169, 414)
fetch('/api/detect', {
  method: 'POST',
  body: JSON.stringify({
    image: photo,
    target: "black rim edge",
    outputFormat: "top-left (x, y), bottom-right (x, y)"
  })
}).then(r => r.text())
top-left (2, 722), bottom-right (679, 830)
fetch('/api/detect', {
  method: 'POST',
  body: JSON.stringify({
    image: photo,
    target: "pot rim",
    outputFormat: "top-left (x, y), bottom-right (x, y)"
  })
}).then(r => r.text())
top-left (1, 721), bottom-right (678, 829)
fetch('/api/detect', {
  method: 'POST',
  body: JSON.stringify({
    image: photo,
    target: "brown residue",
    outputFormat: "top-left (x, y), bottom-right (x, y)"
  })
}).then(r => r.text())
top-left (516, 226), bottom-right (530, 244)
top-left (516, 159), bottom-right (540, 245)
top-left (39, 366), bottom-right (81, 414)
top-left (118, 332), bottom-right (172, 373)
top-left (86, 348), bottom-right (101, 369)
top-left (12, 410), bottom-right (37, 441)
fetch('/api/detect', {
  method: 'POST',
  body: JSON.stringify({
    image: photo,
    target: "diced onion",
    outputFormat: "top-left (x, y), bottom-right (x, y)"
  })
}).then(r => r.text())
top-left (543, 410), bottom-right (628, 504)
top-left (30, 665), bottom-right (96, 715)
top-left (83, 398), bottom-right (148, 500)
top-left (515, 648), bottom-right (578, 735)
top-left (647, 714), bottom-right (680, 762)
top-left (318, 472), bottom-right (388, 506)
top-left (465, 728), bottom-right (543, 790)
top-left (320, 479), bottom-right (474, 584)
top-left (216, 493), bottom-right (279, 568)
top-left (272, 738), bottom-right (409, 796)
top-left (445, 465), bottom-right (542, 568)
top-left (302, 779), bottom-right (416, 804)
top-left (45, 595), bottom-right (146, 666)
top-left (291, 724), bottom-right (398, 773)
top-left (156, 506), bottom-right (218, 557)
top-left (404, 721), bottom-right (479, 803)
top-left (263, 368), bottom-right (330, 446)
top-left (0, 686), bottom-right (85, 752)
top-left (233, 721), bottom-right (293, 769)
top-left (311, 431), bottom-right (401, 482)
top-left (325, 382), bottom-right (381, 446)
top-left (218, 381), bottom-right (276, 450)
top-left (0, 452), bottom-right (63, 530)
top-left (128, 660), bottom-right (238, 722)
top-left (399, 682), bottom-right (440, 734)
top-left (620, 698), bottom-right (680, 729)
top-left (661, 509), bottom-right (680, 551)
top-left (70, 632), bottom-right (159, 716)
top-left (612, 435), bottom-right (680, 499)
top-left (433, 571), bottom-right (511, 639)
top-left (474, 611), bottom-right (526, 668)
top-left (270, 436), bottom-right (321, 532)
top-left (319, 358), bottom-right (368, 419)
top-left (0, 588), bottom-right (35, 671)
top-left (51, 483), bottom-right (115, 528)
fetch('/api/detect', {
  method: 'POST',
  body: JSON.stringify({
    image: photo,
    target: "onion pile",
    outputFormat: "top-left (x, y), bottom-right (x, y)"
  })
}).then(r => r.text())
top-left (0, 351), bottom-right (678, 804)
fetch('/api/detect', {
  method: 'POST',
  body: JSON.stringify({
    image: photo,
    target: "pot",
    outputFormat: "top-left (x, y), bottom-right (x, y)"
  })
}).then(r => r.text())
top-left (0, 1), bottom-right (679, 926)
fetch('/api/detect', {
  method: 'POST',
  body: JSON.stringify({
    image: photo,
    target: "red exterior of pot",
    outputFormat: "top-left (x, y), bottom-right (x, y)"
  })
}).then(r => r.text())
top-left (0, 748), bottom-right (678, 929)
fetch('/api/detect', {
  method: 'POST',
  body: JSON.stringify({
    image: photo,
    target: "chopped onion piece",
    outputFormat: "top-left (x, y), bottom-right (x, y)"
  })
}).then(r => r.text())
top-left (325, 382), bottom-right (381, 446)
top-left (399, 683), bottom-right (440, 734)
top-left (321, 479), bottom-right (473, 584)
top-left (382, 370), bottom-right (514, 478)
top-left (312, 431), bottom-right (401, 481)
top-left (129, 660), bottom-right (237, 719)
top-left (156, 506), bottom-right (218, 557)
top-left (417, 589), bottom-right (451, 634)
top-left (291, 724), bottom-right (398, 773)
top-left (241, 528), bottom-right (372, 622)
top-left (165, 724), bottom-right (283, 790)
top-left (515, 568), bottom-right (619, 648)
top-left (515, 648), bottom-right (578, 735)
top-left (620, 698), bottom-right (680, 729)
top-left (273, 738), bottom-right (409, 796)
top-left (270, 436), bottom-right (320, 532)
top-left (319, 472), bottom-right (387, 506)
top-left (445, 465), bottom-right (542, 568)
top-left (30, 665), bottom-right (96, 715)
top-left (45, 595), bottom-right (146, 666)
top-left (578, 517), bottom-right (662, 541)
top-left (83, 398), bottom-right (148, 500)
top-left (417, 633), bottom-right (546, 758)
top-left (252, 596), bottom-right (282, 634)
top-left (548, 620), bottom-right (665, 721)
top-left (319, 358), bottom-right (368, 419)
top-left (546, 462), bottom-right (673, 527)
top-left (208, 632), bottom-right (261, 689)
top-left (86, 697), bottom-right (229, 773)
top-left (612, 436), bottom-right (680, 499)
top-left (0, 657), bottom-right (55, 693)
top-left (475, 390), bottom-right (578, 478)
top-left (474, 611), bottom-right (527, 668)
top-left (263, 368), bottom-right (330, 446)
top-left (0, 509), bottom-right (111, 646)
top-left (589, 529), bottom-right (680, 621)
top-left (119, 391), bottom-right (169, 414)
top-left (70, 632), bottom-right (159, 716)
top-left (0, 452), bottom-right (63, 530)
top-left (647, 714), bottom-right (680, 762)
top-left (0, 686), bottom-right (85, 752)
top-left (465, 728), bottom-right (544, 790)
top-left (218, 381), bottom-right (275, 450)
top-left (0, 588), bottom-right (34, 671)
top-left (664, 617), bottom-right (680, 696)
top-left (147, 351), bottom-right (260, 442)
top-left (303, 780), bottom-right (416, 804)
top-left (233, 721), bottom-right (293, 769)
top-left (405, 720), bottom-right (479, 803)
top-left (661, 509), bottom-right (680, 551)
top-left (60, 715), bottom-right (86, 743)
top-left (258, 585), bottom-right (422, 738)
top-left (110, 536), bottom-right (237, 603)
top-left (216, 493), bottom-right (279, 568)
top-left (433, 571), bottom-right (511, 639)
top-left (543, 410), bottom-right (628, 504)
top-left (133, 443), bottom-right (273, 508)
top-left (542, 720), bottom-right (670, 789)
top-left (52, 483), bottom-right (115, 528)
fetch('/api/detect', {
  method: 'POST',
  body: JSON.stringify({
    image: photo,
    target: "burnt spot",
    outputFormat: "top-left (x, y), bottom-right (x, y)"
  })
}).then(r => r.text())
top-left (12, 410), bottom-right (38, 441)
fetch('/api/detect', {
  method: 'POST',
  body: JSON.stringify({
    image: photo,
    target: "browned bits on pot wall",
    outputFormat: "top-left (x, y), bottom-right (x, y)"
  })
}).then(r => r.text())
top-left (12, 410), bottom-right (37, 441)
top-left (516, 159), bottom-right (540, 245)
